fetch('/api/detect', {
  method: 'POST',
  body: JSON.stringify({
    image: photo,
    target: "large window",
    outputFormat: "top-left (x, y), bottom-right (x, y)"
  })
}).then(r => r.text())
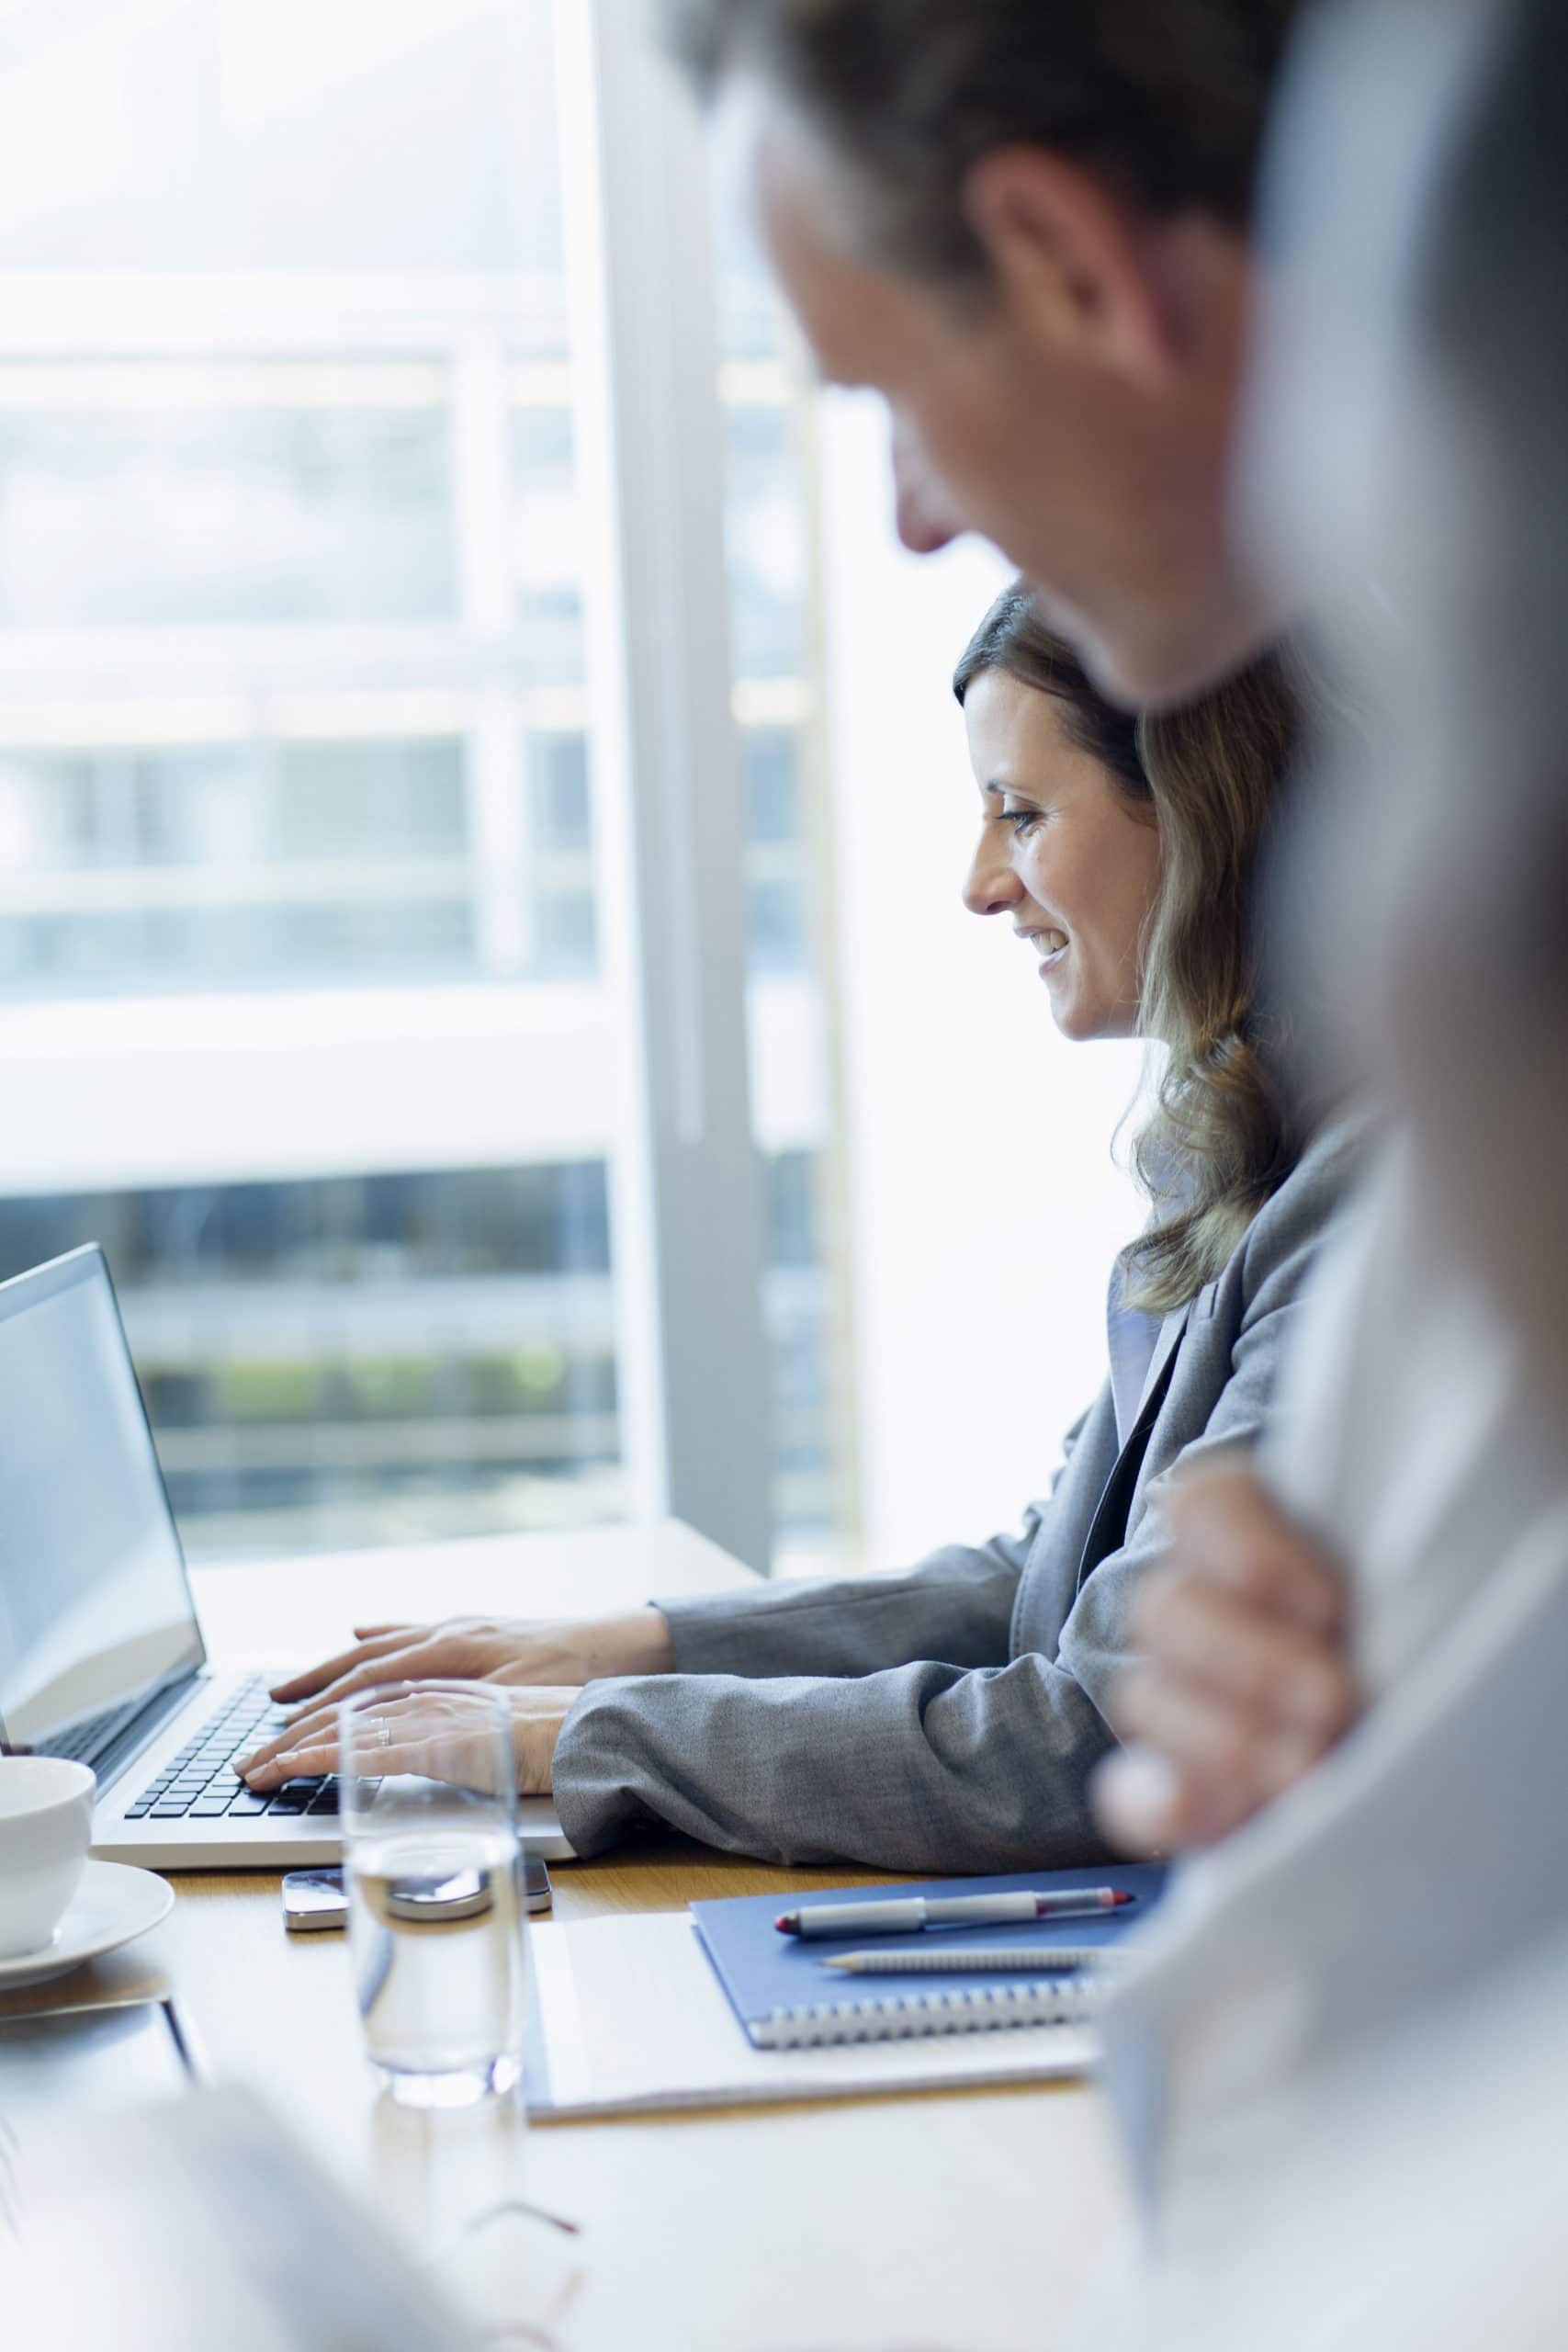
top-left (0, 0), bottom-right (849, 1573)
top-left (0, 1165), bottom-right (619, 1552)
top-left (0, 368), bottom-right (457, 628)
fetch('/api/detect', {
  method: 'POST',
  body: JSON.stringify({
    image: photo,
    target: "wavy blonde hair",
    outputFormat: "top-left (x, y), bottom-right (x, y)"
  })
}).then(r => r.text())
top-left (954, 582), bottom-right (1305, 1313)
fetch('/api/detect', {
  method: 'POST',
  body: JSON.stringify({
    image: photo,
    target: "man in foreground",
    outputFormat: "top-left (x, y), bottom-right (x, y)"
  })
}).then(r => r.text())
top-left (671, 0), bottom-right (1568, 2329)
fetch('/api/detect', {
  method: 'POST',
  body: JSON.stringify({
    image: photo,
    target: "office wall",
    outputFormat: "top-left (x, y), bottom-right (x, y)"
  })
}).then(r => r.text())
top-left (819, 391), bottom-right (1146, 1569)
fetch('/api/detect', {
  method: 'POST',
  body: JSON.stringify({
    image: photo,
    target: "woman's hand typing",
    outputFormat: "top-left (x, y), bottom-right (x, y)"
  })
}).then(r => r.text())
top-left (237, 1679), bottom-right (580, 1796)
top-left (265, 1607), bottom-right (676, 1713)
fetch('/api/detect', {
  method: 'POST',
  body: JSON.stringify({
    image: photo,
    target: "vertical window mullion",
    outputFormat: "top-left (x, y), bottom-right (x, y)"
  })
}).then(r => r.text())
top-left (550, 0), bottom-right (773, 1569)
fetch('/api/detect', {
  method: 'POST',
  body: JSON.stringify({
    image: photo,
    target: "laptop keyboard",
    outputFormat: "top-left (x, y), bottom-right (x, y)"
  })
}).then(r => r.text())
top-left (48, 1694), bottom-right (147, 1764)
top-left (121, 1674), bottom-right (337, 1823)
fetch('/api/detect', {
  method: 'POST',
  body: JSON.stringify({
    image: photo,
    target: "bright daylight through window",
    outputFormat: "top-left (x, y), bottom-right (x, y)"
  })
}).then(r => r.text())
top-left (0, 0), bottom-right (848, 1574)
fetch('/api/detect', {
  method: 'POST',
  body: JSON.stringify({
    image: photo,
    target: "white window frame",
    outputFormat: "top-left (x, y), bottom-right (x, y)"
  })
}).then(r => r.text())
top-left (553, 0), bottom-right (774, 1570)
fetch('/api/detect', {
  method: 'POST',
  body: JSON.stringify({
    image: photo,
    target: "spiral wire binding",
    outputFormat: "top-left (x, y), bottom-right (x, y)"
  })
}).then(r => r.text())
top-left (752, 1972), bottom-right (1100, 2049)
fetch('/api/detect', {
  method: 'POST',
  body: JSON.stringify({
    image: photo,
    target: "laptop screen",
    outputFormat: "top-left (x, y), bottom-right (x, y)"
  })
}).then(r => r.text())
top-left (0, 1247), bottom-right (203, 1756)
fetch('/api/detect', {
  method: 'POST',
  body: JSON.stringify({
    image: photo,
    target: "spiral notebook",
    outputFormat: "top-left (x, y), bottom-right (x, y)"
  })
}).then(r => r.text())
top-left (691, 1862), bottom-right (1168, 2051)
top-left (525, 1913), bottom-right (1087, 2118)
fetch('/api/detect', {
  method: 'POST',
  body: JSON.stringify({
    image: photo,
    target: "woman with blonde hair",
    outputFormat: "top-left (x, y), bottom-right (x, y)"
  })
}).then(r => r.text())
top-left (243, 583), bottom-right (1359, 1873)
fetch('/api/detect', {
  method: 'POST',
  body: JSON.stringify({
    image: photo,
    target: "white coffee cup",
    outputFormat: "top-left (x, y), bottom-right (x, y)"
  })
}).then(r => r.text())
top-left (0, 1757), bottom-right (96, 1959)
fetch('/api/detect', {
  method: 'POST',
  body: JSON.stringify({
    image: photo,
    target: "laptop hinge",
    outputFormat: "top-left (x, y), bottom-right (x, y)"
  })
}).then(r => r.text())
top-left (90, 1672), bottom-right (209, 1792)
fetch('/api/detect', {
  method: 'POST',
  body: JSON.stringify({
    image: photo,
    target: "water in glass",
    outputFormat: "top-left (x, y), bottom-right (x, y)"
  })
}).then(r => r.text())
top-left (349, 1824), bottom-right (525, 2106)
top-left (340, 1684), bottom-right (525, 2109)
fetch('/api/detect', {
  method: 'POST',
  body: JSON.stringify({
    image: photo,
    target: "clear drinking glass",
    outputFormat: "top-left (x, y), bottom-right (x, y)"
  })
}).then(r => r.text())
top-left (339, 1686), bottom-right (525, 2109)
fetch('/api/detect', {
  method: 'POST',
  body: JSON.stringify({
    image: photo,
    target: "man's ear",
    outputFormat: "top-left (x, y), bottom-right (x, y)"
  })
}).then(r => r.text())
top-left (962, 146), bottom-right (1180, 388)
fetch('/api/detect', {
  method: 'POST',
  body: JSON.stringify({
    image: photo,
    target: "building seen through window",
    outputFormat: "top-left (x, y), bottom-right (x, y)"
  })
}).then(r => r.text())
top-left (0, 1149), bottom-right (827, 1556)
top-left (0, 0), bottom-right (845, 1570)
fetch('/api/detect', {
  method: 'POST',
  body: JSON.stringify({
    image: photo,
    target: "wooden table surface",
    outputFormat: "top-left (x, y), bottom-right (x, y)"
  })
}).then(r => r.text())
top-left (4, 1521), bottom-right (1126, 2350)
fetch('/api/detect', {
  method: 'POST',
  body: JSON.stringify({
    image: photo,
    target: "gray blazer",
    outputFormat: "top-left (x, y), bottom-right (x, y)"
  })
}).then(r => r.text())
top-left (551, 1117), bottom-right (1362, 1873)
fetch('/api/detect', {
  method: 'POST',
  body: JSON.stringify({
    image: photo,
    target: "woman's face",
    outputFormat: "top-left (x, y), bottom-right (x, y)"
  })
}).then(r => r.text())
top-left (962, 668), bottom-right (1164, 1041)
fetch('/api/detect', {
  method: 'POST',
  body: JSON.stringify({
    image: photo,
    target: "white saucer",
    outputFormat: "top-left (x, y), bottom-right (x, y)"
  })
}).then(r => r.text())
top-left (0, 1860), bottom-right (175, 1990)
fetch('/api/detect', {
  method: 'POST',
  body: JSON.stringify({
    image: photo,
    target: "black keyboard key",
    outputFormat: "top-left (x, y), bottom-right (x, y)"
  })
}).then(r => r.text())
top-left (227, 1792), bottom-right (271, 1815)
top-left (306, 1784), bottom-right (340, 1815)
top-left (119, 1679), bottom-right (291, 1812)
top-left (189, 1797), bottom-right (236, 1817)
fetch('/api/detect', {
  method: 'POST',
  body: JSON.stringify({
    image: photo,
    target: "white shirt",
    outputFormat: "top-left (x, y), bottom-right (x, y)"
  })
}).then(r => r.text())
top-left (1269, 1138), bottom-right (1563, 1692)
top-left (1105, 1252), bottom-right (1166, 1451)
top-left (1089, 1145), bottom-right (1568, 2342)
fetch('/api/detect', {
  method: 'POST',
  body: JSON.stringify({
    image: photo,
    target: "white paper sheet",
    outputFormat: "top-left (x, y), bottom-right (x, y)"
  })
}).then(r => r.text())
top-left (525, 1912), bottom-right (1098, 2119)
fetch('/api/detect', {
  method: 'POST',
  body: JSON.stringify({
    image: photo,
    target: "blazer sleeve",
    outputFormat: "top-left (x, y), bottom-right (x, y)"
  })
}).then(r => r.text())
top-left (551, 1136), bottom-right (1347, 1871)
top-left (649, 1403), bottom-right (1095, 1682)
top-left (550, 1650), bottom-right (1112, 1871)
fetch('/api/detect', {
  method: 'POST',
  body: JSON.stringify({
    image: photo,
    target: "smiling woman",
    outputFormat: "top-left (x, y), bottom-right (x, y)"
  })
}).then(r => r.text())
top-left (953, 580), bottom-right (1303, 1312)
top-left (248, 586), bottom-right (1360, 1878)
top-left (958, 660), bottom-right (1161, 1044)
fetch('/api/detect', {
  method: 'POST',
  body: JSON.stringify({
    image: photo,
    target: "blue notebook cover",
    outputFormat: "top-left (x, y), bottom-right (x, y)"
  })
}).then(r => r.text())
top-left (691, 1861), bottom-right (1168, 2050)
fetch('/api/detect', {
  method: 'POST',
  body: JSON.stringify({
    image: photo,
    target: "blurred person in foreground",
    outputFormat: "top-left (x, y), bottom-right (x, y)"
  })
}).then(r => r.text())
top-left (244, 596), bottom-right (1356, 1877)
top-left (1082, 2), bottom-right (1568, 2331)
top-left (647, 0), bottom-right (1568, 2337)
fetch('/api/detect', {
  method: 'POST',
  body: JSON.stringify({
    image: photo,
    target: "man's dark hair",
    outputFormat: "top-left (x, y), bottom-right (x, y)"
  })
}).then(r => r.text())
top-left (668, 0), bottom-right (1303, 280)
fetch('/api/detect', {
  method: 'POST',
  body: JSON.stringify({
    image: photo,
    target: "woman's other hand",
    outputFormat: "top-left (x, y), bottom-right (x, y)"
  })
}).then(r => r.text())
top-left (237, 1680), bottom-right (580, 1796)
top-left (266, 1607), bottom-right (675, 1713)
top-left (1094, 1461), bottom-right (1361, 1851)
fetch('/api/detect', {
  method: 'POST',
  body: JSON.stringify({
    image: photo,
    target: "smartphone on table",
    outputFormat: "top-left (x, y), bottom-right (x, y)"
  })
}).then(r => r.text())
top-left (283, 1852), bottom-right (553, 1932)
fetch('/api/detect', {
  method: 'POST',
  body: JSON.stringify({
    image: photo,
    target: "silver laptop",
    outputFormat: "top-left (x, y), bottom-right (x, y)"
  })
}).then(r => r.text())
top-left (0, 1245), bottom-right (573, 1868)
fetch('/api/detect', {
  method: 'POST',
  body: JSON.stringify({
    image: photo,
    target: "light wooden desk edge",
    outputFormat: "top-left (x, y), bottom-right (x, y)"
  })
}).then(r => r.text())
top-left (6, 1520), bottom-right (1126, 2352)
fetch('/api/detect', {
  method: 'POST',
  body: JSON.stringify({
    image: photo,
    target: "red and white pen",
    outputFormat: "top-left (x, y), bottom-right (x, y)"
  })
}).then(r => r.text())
top-left (774, 1887), bottom-right (1134, 1939)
